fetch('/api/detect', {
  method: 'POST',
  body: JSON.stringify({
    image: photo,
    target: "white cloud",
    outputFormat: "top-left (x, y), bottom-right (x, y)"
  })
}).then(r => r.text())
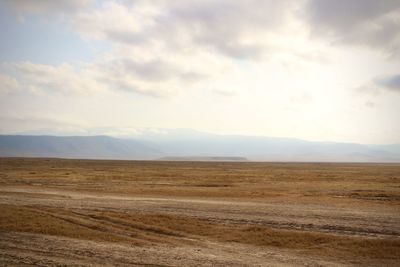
top-left (305, 0), bottom-right (400, 57)
top-left (73, 0), bottom-right (301, 60)
top-left (355, 73), bottom-right (400, 97)
top-left (0, 0), bottom-right (337, 98)
top-left (1, 0), bottom-right (399, 143)
top-left (2, 0), bottom-right (94, 15)
top-left (0, 73), bottom-right (20, 93)
top-left (211, 88), bottom-right (236, 97)
top-left (374, 74), bottom-right (400, 92)
top-left (1, 57), bottom-right (215, 97)
top-left (0, 114), bottom-right (89, 135)
top-left (5, 62), bottom-right (107, 95)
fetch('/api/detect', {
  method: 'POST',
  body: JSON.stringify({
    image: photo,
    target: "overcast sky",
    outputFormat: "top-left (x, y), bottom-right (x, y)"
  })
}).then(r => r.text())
top-left (0, 0), bottom-right (399, 144)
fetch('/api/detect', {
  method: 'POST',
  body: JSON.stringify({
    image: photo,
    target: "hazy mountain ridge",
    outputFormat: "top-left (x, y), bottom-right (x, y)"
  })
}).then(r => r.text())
top-left (158, 156), bottom-right (249, 162)
top-left (0, 131), bottom-right (399, 162)
top-left (0, 135), bottom-right (160, 160)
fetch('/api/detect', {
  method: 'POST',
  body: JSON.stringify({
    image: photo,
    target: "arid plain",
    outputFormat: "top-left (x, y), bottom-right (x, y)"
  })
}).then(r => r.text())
top-left (0, 158), bottom-right (399, 266)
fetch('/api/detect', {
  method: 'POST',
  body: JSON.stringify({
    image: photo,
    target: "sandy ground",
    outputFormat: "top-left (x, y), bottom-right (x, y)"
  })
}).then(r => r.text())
top-left (0, 186), bottom-right (399, 238)
top-left (0, 158), bottom-right (399, 266)
top-left (1, 231), bottom-right (348, 267)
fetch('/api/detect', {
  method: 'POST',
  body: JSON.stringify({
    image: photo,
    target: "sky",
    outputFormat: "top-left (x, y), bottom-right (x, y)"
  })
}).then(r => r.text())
top-left (0, 0), bottom-right (399, 144)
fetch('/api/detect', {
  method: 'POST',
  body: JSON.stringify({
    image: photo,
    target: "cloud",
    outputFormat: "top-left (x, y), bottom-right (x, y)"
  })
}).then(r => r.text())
top-left (0, 74), bottom-right (20, 93)
top-left (0, 0), bottom-right (338, 98)
top-left (305, 0), bottom-right (400, 56)
top-left (159, 0), bottom-right (293, 60)
top-left (374, 74), bottom-right (400, 92)
top-left (212, 88), bottom-right (236, 97)
top-left (365, 101), bottom-right (375, 108)
top-left (2, 0), bottom-right (93, 15)
top-left (95, 54), bottom-right (217, 96)
top-left (1, 1), bottom-right (247, 97)
top-left (111, 58), bottom-right (198, 82)
top-left (7, 0), bottom-right (400, 60)
top-left (0, 114), bottom-right (89, 135)
top-left (0, 57), bottom-right (211, 97)
top-left (357, 74), bottom-right (400, 95)
top-left (73, 0), bottom-right (299, 61)
top-left (6, 62), bottom-right (107, 95)
top-left (289, 93), bottom-right (313, 103)
top-left (2, 0), bottom-right (398, 99)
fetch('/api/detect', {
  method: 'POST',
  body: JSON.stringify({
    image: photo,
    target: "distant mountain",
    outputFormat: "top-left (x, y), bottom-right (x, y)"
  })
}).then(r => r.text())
top-left (1, 132), bottom-right (400, 162)
top-left (135, 129), bottom-right (400, 162)
top-left (0, 135), bottom-right (160, 160)
top-left (158, 156), bottom-right (248, 162)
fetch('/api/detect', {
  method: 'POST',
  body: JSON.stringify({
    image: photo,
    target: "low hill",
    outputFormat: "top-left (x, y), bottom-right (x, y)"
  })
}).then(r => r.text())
top-left (1, 132), bottom-right (400, 162)
top-left (158, 156), bottom-right (248, 162)
top-left (0, 135), bottom-right (160, 160)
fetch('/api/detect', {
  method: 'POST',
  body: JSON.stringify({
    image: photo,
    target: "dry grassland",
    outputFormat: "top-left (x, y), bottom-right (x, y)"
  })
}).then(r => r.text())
top-left (0, 158), bottom-right (399, 266)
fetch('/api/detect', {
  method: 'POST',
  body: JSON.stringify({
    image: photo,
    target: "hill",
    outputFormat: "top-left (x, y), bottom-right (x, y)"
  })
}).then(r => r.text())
top-left (0, 135), bottom-right (160, 160)
top-left (0, 132), bottom-right (400, 162)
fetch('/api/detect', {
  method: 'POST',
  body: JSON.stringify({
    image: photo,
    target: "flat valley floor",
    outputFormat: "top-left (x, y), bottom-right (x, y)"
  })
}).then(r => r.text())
top-left (0, 158), bottom-right (399, 266)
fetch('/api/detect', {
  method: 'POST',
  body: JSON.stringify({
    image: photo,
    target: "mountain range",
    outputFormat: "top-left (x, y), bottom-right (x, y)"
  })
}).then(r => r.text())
top-left (0, 129), bottom-right (399, 162)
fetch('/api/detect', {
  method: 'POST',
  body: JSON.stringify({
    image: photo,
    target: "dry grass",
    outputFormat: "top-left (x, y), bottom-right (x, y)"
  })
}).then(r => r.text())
top-left (1, 158), bottom-right (399, 204)
top-left (1, 158), bottom-right (400, 265)
top-left (0, 204), bottom-right (130, 243)
top-left (100, 211), bottom-right (400, 260)
top-left (1, 204), bottom-right (399, 261)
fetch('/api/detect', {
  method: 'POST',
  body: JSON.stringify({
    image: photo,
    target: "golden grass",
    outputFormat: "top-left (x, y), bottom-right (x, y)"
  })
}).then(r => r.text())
top-left (100, 211), bottom-right (400, 260)
top-left (1, 158), bottom-right (399, 205)
top-left (0, 204), bottom-right (130, 243)
top-left (1, 158), bottom-right (399, 264)
top-left (1, 203), bottom-right (398, 260)
top-left (0, 205), bottom-right (400, 259)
